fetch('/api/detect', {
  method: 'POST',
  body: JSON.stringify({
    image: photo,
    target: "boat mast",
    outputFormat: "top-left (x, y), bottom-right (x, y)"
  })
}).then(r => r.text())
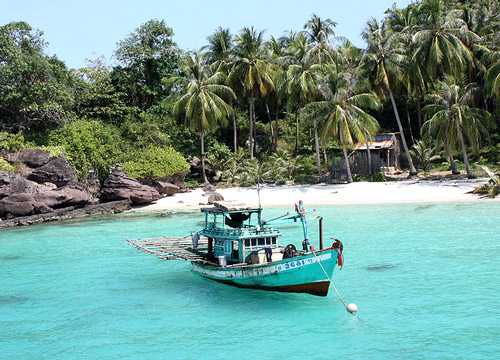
top-left (298, 200), bottom-right (309, 251)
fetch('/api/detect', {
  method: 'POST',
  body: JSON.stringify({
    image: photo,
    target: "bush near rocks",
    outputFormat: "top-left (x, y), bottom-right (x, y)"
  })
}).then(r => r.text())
top-left (0, 158), bottom-right (14, 172)
top-left (122, 145), bottom-right (189, 183)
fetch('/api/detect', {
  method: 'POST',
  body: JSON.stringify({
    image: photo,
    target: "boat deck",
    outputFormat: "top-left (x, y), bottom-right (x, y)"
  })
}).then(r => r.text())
top-left (124, 236), bottom-right (210, 263)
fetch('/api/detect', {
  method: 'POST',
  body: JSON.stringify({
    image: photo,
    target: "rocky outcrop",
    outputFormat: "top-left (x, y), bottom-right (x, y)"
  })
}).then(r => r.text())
top-left (1, 150), bottom-right (96, 218)
top-left (0, 200), bottom-right (131, 228)
top-left (100, 166), bottom-right (160, 204)
top-left (0, 182), bottom-right (96, 218)
top-left (3, 148), bottom-right (51, 168)
top-left (0, 172), bottom-right (51, 199)
top-left (27, 156), bottom-right (77, 186)
top-left (0, 193), bottom-right (51, 217)
top-left (152, 181), bottom-right (179, 196)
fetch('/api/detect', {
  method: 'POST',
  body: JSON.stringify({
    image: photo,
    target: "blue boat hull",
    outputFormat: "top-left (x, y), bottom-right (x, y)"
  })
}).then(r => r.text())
top-left (191, 247), bottom-right (338, 296)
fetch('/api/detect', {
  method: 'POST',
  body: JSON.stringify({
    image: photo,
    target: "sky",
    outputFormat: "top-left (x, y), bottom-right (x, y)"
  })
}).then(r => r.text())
top-left (3, 0), bottom-right (414, 70)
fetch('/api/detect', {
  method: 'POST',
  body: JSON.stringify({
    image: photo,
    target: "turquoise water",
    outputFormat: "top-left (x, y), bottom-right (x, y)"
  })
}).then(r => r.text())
top-left (1, 202), bottom-right (499, 359)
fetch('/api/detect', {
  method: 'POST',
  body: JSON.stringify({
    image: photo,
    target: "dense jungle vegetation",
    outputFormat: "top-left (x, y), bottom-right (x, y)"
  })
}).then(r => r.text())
top-left (1, 0), bottom-right (499, 186)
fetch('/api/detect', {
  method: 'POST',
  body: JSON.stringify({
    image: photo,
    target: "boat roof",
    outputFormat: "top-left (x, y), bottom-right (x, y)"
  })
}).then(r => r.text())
top-left (201, 201), bottom-right (259, 214)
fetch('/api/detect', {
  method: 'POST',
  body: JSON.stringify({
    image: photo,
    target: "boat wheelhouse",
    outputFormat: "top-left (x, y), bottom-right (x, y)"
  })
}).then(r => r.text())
top-left (200, 204), bottom-right (282, 266)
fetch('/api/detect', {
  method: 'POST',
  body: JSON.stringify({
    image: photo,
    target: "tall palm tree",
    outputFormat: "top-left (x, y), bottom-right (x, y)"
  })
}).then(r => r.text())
top-left (423, 79), bottom-right (495, 178)
top-left (305, 67), bottom-right (381, 183)
top-left (284, 33), bottom-right (325, 155)
top-left (303, 14), bottom-right (340, 65)
top-left (485, 52), bottom-right (500, 105)
top-left (386, 3), bottom-right (426, 133)
top-left (204, 27), bottom-right (239, 152)
top-left (412, 0), bottom-right (480, 79)
top-left (230, 27), bottom-right (279, 158)
top-left (362, 18), bottom-right (418, 176)
top-left (264, 36), bottom-right (286, 151)
top-left (172, 52), bottom-right (235, 183)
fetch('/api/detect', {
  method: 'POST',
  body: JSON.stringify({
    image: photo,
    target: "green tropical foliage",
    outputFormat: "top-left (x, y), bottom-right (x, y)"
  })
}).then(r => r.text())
top-left (122, 145), bottom-right (189, 182)
top-left (1, 2), bottom-right (499, 186)
top-left (473, 166), bottom-right (500, 198)
top-left (172, 52), bottom-right (235, 183)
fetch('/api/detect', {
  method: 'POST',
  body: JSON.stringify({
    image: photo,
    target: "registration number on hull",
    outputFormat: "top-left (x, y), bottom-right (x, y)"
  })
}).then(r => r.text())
top-left (277, 258), bottom-right (314, 271)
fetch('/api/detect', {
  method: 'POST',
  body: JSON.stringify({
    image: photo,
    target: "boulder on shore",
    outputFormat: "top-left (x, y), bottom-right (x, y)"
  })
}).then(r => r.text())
top-left (27, 156), bottom-right (77, 187)
top-left (100, 165), bottom-right (160, 205)
top-left (3, 148), bottom-right (51, 168)
top-left (152, 181), bottom-right (179, 196)
top-left (208, 192), bottom-right (224, 204)
top-left (0, 181), bottom-right (96, 218)
top-left (0, 171), bottom-right (51, 199)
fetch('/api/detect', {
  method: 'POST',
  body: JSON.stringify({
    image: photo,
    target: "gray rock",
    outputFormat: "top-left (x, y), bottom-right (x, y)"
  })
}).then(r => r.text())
top-left (0, 182), bottom-right (96, 218)
top-left (27, 156), bottom-right (77, 186)
top-left (203, 184), bottom-right (216, 193)
top-left (0, 172), bottom-right (47, 199)
top-left (3, 148), bottom-right (51, 168)
top-left (100, 166), bottom-right (160, 205)
top-left (152, 181), bottom-right (179, 196)
top-left (34, 182), bottom-right (97, 209)
top-left (0, 193), bottom-right (45, 217)
top-left (0, 200), bottom-right (131, 228)
top-left (208, 192), bottom-right (224, 204)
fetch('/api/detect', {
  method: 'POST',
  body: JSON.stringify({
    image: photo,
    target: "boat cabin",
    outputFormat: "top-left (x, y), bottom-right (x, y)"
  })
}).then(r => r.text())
top-left (200, 202), bottom-right (282, 265)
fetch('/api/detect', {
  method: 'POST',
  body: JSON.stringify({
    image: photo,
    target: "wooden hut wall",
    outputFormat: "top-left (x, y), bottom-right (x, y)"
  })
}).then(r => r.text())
top-left (331, 151), bottom-right (393, 180)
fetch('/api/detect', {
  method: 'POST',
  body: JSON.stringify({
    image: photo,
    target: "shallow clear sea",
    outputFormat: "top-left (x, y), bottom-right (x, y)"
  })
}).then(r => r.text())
top-left (1, 202), bottom-right (499, 360)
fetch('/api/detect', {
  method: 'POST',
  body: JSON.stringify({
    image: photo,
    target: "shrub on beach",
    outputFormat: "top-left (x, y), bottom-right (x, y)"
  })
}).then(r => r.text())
top-left (372, 172), bottom-right (387, 182)
top-left (353, 174), bottom-right (367, 182)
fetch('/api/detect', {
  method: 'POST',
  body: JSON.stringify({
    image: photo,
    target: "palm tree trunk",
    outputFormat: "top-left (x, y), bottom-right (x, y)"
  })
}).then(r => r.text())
top-left (230, 98), bottom-right (237, 152)
top-left (249, 94), bottom-right (254, 159)
top-left (458, 127), bottom-right (476, 179)
top-left (265, 101), bottom-right (274, 150)
top-left (449, 152), bottom-right (460, 175)
top-left (339, 129), bottom-right (353, 183)
top-left (446, 136), bottom-right (460, 175)
top-left (342, 147), bottom-right (353, 183)
top-left (404, 96), bottom-right (415, 144)
top-left (294, 108), bottom-right (299, 153)
top-left (200, 121), bottom-right (209, 184)
top-left (415, 82), bottom-right (423, 135)
top-left (387, 86), bottom-right (418, 176)
top-left (366, 140), bottom-right (372, 179)
top-left (274, 103), bottom-right (279, 151)
top-left (313, 118), bottom-right (325, 182)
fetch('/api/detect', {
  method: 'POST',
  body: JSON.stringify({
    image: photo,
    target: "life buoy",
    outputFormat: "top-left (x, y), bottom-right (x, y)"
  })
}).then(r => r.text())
top-left (332, 239), bottom-right (344, 268)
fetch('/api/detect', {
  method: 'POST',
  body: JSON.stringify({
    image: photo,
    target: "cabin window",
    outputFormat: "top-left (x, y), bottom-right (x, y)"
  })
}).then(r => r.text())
top-left (258, 238), bottom-right (265, 246)
top-left (245, 239), bottom-right (250, 247)
top-left (265, 237), bottom-right (271, 245)
top-left (251, 239), bottom-right (257, 247)
top-left (272, 237), bottom-right (277, 245)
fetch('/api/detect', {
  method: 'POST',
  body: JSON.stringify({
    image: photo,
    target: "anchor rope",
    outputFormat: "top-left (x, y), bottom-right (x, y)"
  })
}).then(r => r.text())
top-left (310, 249), bottom-right (360, 319)
top-left (311, 249), bottom-right (347, 309)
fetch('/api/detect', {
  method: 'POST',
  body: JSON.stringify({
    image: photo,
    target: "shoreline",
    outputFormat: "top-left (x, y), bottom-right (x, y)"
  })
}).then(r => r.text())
top-left (131, 178), bottom-right (499, 212)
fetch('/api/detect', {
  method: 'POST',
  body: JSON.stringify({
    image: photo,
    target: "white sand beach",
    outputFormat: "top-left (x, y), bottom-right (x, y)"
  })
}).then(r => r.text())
top-left (134, 178), bottom-right (498, 211)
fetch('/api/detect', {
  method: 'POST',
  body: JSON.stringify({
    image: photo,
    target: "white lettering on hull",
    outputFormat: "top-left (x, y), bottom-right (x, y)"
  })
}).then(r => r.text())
top-left (192, 251), bottom-right (333, 279)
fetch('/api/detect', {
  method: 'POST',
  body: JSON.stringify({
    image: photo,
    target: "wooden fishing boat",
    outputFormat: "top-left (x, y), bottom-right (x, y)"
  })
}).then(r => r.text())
top-left (125, 200), bottom-right (344, 296)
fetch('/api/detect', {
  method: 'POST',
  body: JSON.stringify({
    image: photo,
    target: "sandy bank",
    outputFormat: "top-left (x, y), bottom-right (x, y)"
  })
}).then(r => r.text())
top-left (132, 179), bottom-right (499, 212)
